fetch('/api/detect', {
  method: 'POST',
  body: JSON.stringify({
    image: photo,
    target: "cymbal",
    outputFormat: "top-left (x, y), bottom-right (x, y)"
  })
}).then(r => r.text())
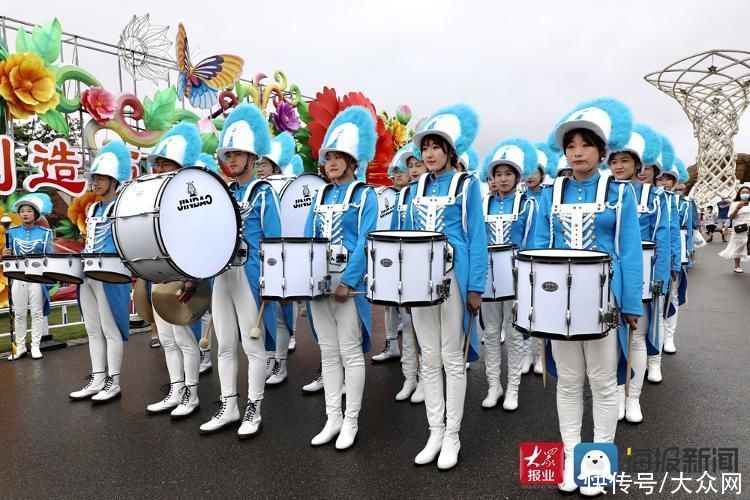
top-left (133, 278), bottom-right (154, 324)
top-left (151, 280), bottom-right (211, 326)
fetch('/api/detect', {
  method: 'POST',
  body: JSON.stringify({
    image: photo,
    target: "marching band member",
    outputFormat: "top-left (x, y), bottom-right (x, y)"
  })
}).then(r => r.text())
top-left (480, 138), bottom-right (538, 411)
top-left (457, 147), bottom-right (479, 175)
top-left (607, 124), bottom-right (670, 423)
top-left (304, 106), bottom-right (378, 450)
top-left (533, 98), bottom-right (642, 495)
top-left (69, 141), bottom-right (132, 403)
top-left (4, 193), bottom-right (54, 360)
top-left (405, 104), bottom-right (486, 470)
top-left (257, 132), bottom-right (297, 386)
top-left (200, 103), bottom-right (281, 438)
top-left (371, 146), bottom-right (412, 364)
top-left (143, 123), bottom-right (204, 419)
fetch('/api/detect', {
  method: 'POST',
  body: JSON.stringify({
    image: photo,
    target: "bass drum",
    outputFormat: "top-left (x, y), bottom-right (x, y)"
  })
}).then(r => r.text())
top-left (375, 186), bottom-right (397, 231)
top-left (266, 173), bottom-right (326, 237)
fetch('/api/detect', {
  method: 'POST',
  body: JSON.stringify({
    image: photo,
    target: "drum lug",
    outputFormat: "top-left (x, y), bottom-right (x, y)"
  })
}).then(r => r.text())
top-left (398, 248), bottom-right (403, 263)
top-left (511, 301), bottom-right (518, 322)
top-left (529, 270), bottom-right (535, 286)
top-left (281, 277), bottom-right (286, 291)
top-left (260, 277), bottom-right (265, 290)
top-left (600, 272), bottom-right (606, 287)
top-left (567, 273), bottom-right (572, 288)
top-left (528, 306), bottom-right (534, 323)
top-left (565, 310), bottom-right (571, 326)
top-left (397, 281), bottom-right (402, 296)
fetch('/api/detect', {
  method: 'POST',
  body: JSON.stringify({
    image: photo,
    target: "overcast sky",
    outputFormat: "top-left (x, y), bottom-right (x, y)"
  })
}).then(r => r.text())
top-left (4, 0), bottom-right (750, 164)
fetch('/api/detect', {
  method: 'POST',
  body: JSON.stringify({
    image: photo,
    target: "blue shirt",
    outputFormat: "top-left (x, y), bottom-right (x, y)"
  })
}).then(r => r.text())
top-left (634, 183), bottom-right (671, 289)
top-left (717, 200), bottom-right (730, 218)
top-left (84, 199), bottom-right (117, 253)
top-left (485, 192), bottom-right (536, 249)
top-left (7, 225), bottom-right (54, 255)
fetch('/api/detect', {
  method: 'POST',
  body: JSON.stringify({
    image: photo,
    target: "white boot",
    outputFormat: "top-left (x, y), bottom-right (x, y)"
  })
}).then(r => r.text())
top-left (481, 384), bottom-right (503, 409)
top-left (302, 368), bottom-right (324, 393)
top-left (237, 400), bottom-right (262, 439)
top-left (335, 416), bottom-right (358, 450)
top-left (617, 385), bottom-right (626, 421)
top-left (199, 394), bottom-right (240, 434)
top-left (414, 429), bottom-right (444, 465)
top-left (69, 371), bottom-right (106, 400)
top-left (265, 354), bottom-right (275, 378)
top-left (533, 353), bottom-right (543, 375)
top-left (500, 327), bottom-right (506, 344)
top-left (171, 384), bottom-right (199, 419)
top-left (625, 396), bottom-right (643, 424)
top-left (31, 345), bottom-right (43, 359)
top-left (410, 379), bottom-right (425, 404)
top-left (395, 377), bottom-right (417, 401)
top-left (266, 359), bottom-right (288, 385)
top-left (437, 432), bottom-right (461, 470)
top-left (521, 351), bottom-right (532, 375)
top-left (311, 414), bottom-right (343, 446)
top-left (146, 380), bottom-right (184, 414)
top-left (558, 450), bottom-right (579, 493)
top-left (91, 374), bottom-right (121, 403)
top-left (663, 336), bottom-right (676, 354)
top-left (371, 338), bottom-right (400, 362)
top-left (7, 344), bottom-right (27, 361)
top-left (199, 349), bottom-right (212, 375)
top-left (647, 356), bottom-right (662, 383)
top-left (502, 387), bottom-right (519, 412)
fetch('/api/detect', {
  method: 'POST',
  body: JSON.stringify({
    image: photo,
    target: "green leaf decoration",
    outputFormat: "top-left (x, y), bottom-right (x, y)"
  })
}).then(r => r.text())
top-left (143, 86), bottom-right (177, 131)
top-left (212, 119), bottom-right (225, 131)
top-left (31, 18), bottom-right (62, 64)
top-left (15, 27), bottom-right (31, 53)
top-left (38, 108), bottom-right (69, 136)
top-left (170, 109), bottom-right (199, 123)
top-left (201, 132), bottom-right (218, 155)
top-left (297, 100), bottom-right (311, 123)
top-left (0, 40), bottom-right (8, 61)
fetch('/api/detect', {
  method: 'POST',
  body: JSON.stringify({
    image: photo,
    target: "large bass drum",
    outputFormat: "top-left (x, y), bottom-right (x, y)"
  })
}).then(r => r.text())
top-left (266, 173), bottom-right (326, 237)
top-left (112, 168), bottom-right (240, 282)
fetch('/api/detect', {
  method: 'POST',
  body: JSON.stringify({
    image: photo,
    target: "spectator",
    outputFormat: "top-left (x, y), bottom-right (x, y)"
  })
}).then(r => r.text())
top-left (704, 206), bottom-right (717, 242)
top-left (717, 195), bottom-right (732, 242)
top-left (718, 186), bottom-right (750, 273)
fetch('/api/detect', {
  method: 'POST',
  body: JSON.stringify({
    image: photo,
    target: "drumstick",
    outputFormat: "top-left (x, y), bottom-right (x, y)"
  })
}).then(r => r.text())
top-left (198, 315), bottom-right (213, 349)
top-left (249, 301), bottom-right (266, 339)
top-left (463, 312), bottom-right (476, 373)
top-left (625, 325), bottom-right (635, 397)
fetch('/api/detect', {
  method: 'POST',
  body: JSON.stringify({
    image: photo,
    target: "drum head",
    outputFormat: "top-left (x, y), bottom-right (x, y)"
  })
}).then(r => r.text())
top-left (641, 240), bottom-right (656, 250)
top-left (367, 230), bottom-right (446, 242)
top-left (516, 248), bottom-right (610, 263)
top-left (277, 173), bottom-right (326, 237)
top-left (376, 187), bottom-right (397, 231)
top-left (158, 169), bottom-right (239, 279)
top-left (264, 174), bottom-right (296, 195)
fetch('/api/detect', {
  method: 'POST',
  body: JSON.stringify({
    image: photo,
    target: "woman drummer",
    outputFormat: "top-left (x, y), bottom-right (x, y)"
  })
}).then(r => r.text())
top-left (69, 141), bottom-right (132, 403)
top-left (4, 193), bottom-right (54, 360)
top-left (303, 106), bottom-right (377, 450)
top-left (533, 98), bottom-right (642, 496)
top-left (143, 123), bottom-right (205, 419)
top-left (404, 104), bottom-right (487, 470)
top-left (200, 103), bottom-right (281, 439)
top-left (607, 124), bottom-right (671, 424)
top-left (479, 138), bottom-right (538, 412)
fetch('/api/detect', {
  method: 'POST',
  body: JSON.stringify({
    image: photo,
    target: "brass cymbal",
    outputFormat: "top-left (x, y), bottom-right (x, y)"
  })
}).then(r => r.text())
top-left (151, 280), bottom-right (211, 326)
top-left (133, 278), bottom-right (154, 324)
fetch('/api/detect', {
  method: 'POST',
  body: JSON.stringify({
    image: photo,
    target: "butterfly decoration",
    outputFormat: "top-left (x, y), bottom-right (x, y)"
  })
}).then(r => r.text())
top-left (175, 23), bottom-right (244, 109)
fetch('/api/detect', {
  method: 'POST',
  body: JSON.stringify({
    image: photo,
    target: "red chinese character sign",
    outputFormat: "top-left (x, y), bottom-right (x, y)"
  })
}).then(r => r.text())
top-left (0, 135), bottom-right (18, 196)
top-left (519, 442), bottom-right (564, 486)
top-left (23, 138), bottom-right (88, 196)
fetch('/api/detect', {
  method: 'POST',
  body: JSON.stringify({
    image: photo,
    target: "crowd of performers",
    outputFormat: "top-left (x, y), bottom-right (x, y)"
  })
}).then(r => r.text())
top-left (5, 97), bottom-right (707, 495)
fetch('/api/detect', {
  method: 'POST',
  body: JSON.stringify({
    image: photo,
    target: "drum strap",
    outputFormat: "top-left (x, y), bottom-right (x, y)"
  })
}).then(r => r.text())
top-left (549, 173), bottom-right (613, 250)
top-left (637, 183), bottom-right (653, 214)
top-left (85, 201), bottom-right (115, 253)
top-left (483, 193), bottom-right (525, 244)
top-left (412, 172), bottom-right (469, 232)
top-left (397, 185), bottom-right (411, 212)
top-left (239, 179), bottom-right (273, 210)
top-left (313, 181), bottom-right (366, 241)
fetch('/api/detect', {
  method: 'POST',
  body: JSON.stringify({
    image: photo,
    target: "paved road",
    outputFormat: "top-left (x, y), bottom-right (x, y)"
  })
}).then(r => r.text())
top-left (1, 244), bottom-right (748, 499)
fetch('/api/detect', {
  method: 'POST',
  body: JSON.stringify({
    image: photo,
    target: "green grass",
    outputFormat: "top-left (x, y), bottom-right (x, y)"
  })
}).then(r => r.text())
top-left (0, 304), bottom-right (87, 353)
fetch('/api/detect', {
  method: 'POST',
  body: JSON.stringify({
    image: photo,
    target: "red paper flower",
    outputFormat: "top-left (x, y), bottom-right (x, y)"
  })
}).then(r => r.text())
top-left (81, 87), bottom-right (117, 123)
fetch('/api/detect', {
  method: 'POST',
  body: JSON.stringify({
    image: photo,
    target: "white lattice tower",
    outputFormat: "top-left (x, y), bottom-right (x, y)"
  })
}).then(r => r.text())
top-left (645, 50), bottom-right (750, 204)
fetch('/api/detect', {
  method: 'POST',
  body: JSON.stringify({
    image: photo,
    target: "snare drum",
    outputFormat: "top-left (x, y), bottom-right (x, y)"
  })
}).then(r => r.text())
top-left (2, 255), bottom-right (29, 281)
top-left (375, 187), bottom-right (397, 231)
top-left (365, 230), bottom-right (451, 307)
top-left (641, 241), bottom-right (655, 302)
top-left (266, 173), bottom-right (327, 237)
top-left (513, 249), bottom-right (614, 340)
top-left (113, 168), bottom-right (240, 282)
top-left (260, 238), bottom-right (330, 300)
top-left (483, 244), bottom-right (516, 302)
top-left (42, 254), bottom-right (84, 284)
top-left (82, 253), bottom-right (132, 283)
top-left (24, 255), bottom-right (57, 284)
top-left (679, 228), bottom-right (688, 265)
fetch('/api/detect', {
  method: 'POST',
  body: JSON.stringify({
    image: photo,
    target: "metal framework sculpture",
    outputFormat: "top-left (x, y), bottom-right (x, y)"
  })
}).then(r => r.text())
top-left (645, 50), bottom-right (750, 204)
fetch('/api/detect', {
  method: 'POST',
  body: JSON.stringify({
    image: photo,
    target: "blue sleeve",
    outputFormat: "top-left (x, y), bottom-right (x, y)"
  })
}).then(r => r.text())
top-left (691, 200), bottom-right (700, 230)
top-left (685, 205), bottom-right (694, 252)
top-left (466, 178), bottom-right (488, 293)
top-left (618, 184), bottom-right (644, 316)
top-left (260, 187), bottom-right (282, 238)
top-left (341, 187), bottom-right (377, 289)
top-left (303, 192), bottom-right (318, 239)
top-left (389, 192), bottom-right (400, 230)
top-left (522, 198), bottom-right (537, 250)
top-left (531, 188), bottom-right (552, 249)
top-left (669, 196), bottom-right (681, 273)
top-left (653, 193), bottom-right (671, 289)
top-left (403, 196), bottom-right (413, 230)
top-left (44, 229), bottom-right (55, 254)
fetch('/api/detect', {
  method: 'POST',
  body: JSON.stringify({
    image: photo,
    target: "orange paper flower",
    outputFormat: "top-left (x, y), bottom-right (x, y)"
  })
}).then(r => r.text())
top-left (0, 52), bottom-right (60, 119)
top-left (67, 192), bottom-right (100, 236)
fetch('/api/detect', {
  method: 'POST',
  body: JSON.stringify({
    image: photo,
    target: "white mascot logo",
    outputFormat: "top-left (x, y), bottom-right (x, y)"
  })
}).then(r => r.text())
top-left (578, 449), bottom-right (614, 485)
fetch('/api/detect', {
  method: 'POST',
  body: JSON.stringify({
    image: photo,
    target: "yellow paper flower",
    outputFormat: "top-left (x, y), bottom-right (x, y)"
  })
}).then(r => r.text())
top-left (390, 118), bottom-right (408, 149)
top-left (0, 52), bottom-right (60, 119)
top-left (67, 192), bottom-right (99, 236)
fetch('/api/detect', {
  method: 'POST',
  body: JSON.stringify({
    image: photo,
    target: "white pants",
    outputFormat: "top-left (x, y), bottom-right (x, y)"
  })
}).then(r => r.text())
top-left (531, 337), bottom-right (543, 363)
top-left (483, 300), bottom-right (525, 390)
top-left (79, 277), bottom-right (123, 376)
top-left (153, 309), bottom-right (200, 386)
top-left (272, 302), bottom-right (296, 361)
top-left (310, 295), bottom-right (364, 419)
top-left (411, 272), bottom-right (466, 434)
top-left (551, 331), bottom-right (618, 454)
top-left (621, 314), bottom-right (648, 399)
top-left (663, 277), bottom-right (680, 346)
top-left (646, 295), bottom-right (667, 366)
top-left (384, 306), bottom-right (400, 340)
top-left (213, 266), bottom-right (265, 400)
top-left (201, 312), bottom-right (212, 350)
top-left (11, 280), bottom-right (45, 348)
top-left (398, 309), bottom-right (417, 379)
